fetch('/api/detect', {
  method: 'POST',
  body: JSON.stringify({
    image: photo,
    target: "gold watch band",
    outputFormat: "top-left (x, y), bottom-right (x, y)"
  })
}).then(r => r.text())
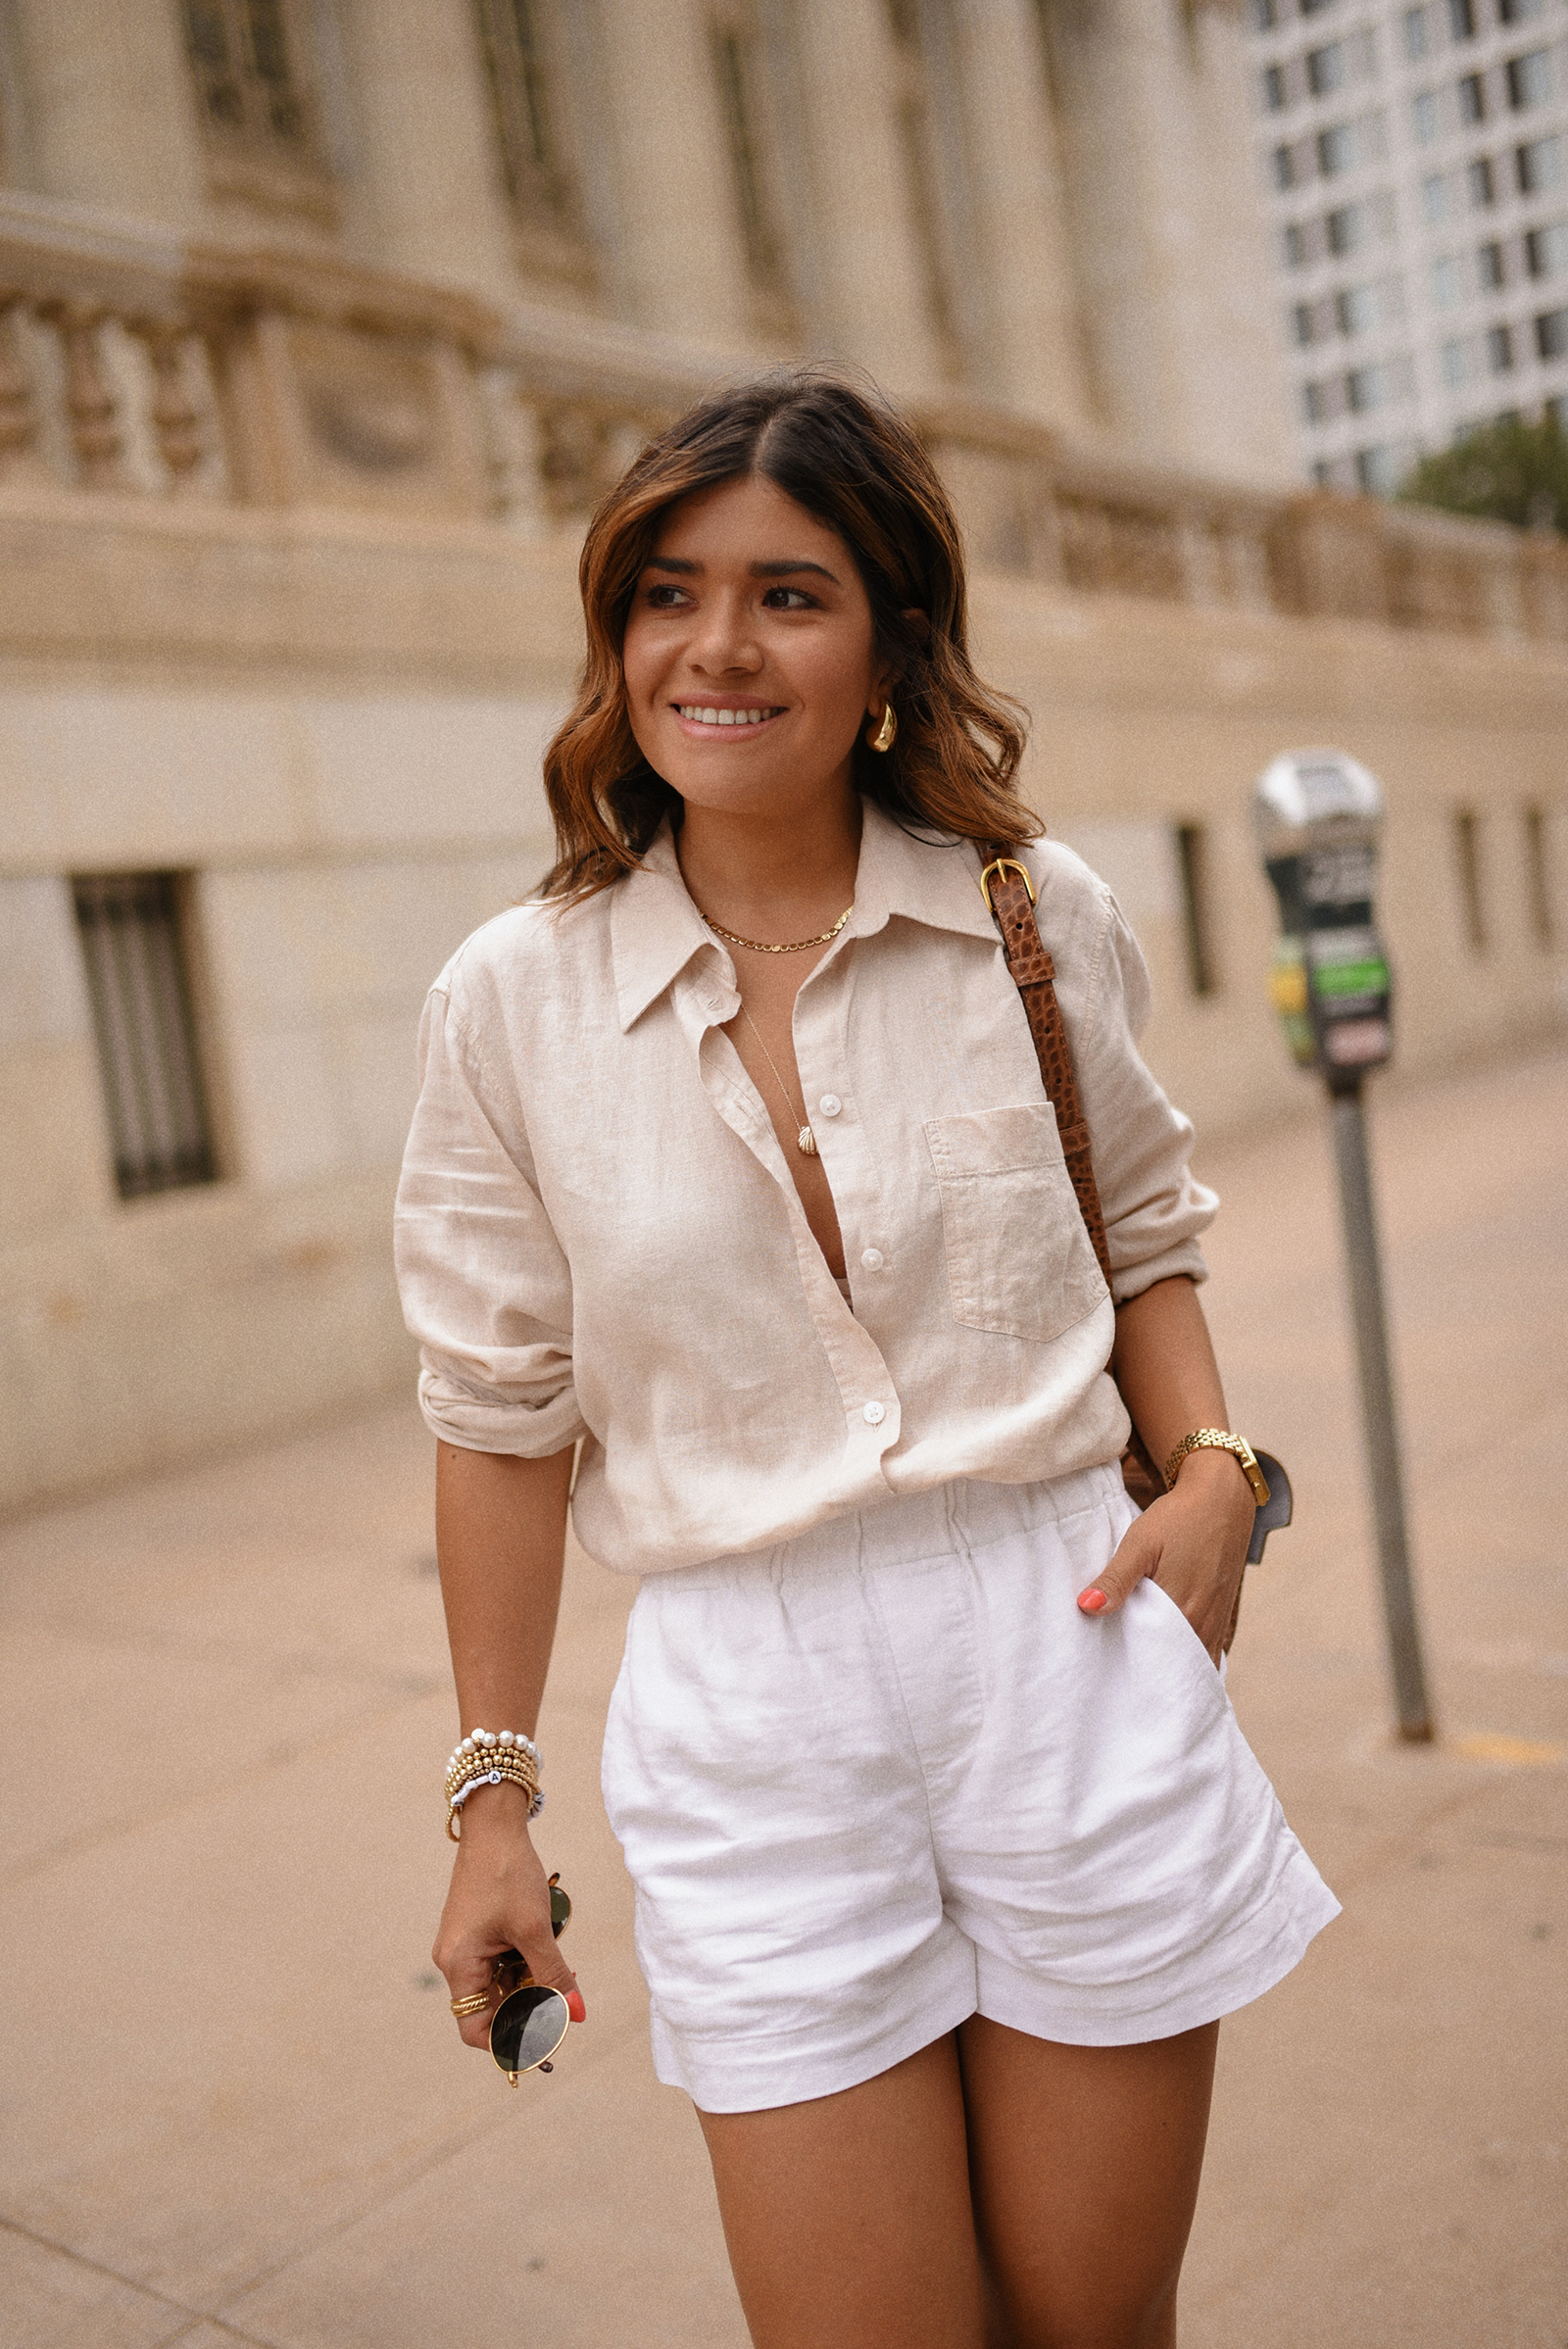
top-left (1165, 1428), bottom-right (1271, 1508)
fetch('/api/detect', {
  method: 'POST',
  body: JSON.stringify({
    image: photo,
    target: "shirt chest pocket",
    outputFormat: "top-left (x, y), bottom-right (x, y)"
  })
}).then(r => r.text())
top-left (923, 1104), bottom-right (1108, 1346)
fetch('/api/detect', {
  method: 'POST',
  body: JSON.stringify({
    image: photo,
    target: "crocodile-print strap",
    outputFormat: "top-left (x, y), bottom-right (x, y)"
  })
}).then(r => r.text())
top-left (979, 848), bottom-right (1113, 1291)
top-left (980, 844), bottom-right (1164, 1513)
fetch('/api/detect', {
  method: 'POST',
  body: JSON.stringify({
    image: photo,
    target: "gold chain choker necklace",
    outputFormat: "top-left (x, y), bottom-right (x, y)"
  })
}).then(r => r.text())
top-left (700, 905), bottom-right (853, 954)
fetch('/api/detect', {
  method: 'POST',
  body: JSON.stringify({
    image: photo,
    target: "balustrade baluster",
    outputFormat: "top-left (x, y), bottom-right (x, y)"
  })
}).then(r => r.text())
top-left (132, 321), bottom-right (205, 486)
top-left (0, 294), bottom-right (36, 469)
top-left (39, 303), bottom-right (122, 488)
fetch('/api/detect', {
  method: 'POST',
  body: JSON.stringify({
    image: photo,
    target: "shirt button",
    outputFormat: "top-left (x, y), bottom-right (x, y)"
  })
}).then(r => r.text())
top-left (860, 1248), bottom-right (884, 1271)
top-left (861, 1400), bottom-right (886, 1427)
top-left (817, 1094), bottom-right (842, 1116)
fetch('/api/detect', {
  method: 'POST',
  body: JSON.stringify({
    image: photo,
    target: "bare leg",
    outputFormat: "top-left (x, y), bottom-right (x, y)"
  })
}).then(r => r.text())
top-left (959, 2016), bottom-right (1219, 2349)
top-left (697, 2033), bottom-right (985, 2349)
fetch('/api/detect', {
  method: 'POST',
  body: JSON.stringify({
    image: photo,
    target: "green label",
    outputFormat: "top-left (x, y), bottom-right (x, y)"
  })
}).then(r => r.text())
top-left (1314, 958), bottom-right (1388, 998)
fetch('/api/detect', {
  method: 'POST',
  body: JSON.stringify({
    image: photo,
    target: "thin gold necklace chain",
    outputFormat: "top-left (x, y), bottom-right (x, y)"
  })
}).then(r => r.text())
top-left (736, 1001), bottom-right (818, 1157)
top-left (700, 905), bottom-right (853, 954)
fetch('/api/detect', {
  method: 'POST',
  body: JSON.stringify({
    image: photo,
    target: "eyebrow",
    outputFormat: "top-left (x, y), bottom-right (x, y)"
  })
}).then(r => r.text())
top-left (643, 556), bottom-right (843, 585)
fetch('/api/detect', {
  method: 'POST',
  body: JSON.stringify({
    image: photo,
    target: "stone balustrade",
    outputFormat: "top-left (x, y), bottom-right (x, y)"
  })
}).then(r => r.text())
top-left (1, 194), bottom-right (1565, 647)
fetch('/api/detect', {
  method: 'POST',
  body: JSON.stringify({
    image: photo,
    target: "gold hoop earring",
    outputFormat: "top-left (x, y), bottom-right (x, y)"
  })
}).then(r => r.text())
top-left (867, 699), bottom-right (897, 754)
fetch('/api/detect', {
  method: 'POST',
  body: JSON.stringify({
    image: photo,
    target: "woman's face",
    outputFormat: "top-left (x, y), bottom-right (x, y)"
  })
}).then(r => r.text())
top-left (620, 472), bottom-right (888, 821)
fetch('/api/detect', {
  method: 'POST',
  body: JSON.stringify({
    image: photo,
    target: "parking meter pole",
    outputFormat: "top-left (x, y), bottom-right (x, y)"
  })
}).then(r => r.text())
top-left (1328, 1076), bottom-right (1435, 1743)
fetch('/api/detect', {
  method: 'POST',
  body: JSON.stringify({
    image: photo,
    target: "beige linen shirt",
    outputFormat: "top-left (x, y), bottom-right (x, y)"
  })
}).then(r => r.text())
top-left (394, 803), bottom-right (1216, 1577)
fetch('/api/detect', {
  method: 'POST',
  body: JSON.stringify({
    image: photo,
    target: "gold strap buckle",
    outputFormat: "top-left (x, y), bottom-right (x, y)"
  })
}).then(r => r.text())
top-left (978, 856), bottom-right (1036, 914)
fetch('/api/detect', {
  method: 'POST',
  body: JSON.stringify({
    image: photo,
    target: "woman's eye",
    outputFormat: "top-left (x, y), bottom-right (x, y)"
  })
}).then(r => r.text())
top-left (643, 584), bottom-right (690, 609)
top-left (761, 586), bottom-right (815, 611)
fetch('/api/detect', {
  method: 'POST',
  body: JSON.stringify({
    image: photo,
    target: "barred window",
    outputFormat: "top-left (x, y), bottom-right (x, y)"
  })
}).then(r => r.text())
top-left (473, 0), bottom-right (576, 235)
top-left (181, 0), bottom-right (317, 157)
top-left (72, 873), bottom-right (219, 1201)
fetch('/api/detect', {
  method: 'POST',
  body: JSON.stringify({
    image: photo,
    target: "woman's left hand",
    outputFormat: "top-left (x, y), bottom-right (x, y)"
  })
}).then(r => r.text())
top-left (1076, 1448), bottom-right (1255, 1664)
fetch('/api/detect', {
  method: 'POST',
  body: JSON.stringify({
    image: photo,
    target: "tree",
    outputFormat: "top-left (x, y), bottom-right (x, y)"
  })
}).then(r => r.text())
top-left (1396, 411), bottom-right (1568, 534)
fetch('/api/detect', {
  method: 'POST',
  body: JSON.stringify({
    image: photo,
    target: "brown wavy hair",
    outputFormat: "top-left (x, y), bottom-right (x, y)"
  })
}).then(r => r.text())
top-left (538, 369), bottom-right (1036, 900)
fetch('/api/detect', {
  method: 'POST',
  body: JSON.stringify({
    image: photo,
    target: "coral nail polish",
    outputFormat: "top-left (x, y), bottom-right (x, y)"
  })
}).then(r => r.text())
top-left (565, 1990), bottom-right (587, 2024)
top-left (1078, 1589), bottom-right (1108, 1613)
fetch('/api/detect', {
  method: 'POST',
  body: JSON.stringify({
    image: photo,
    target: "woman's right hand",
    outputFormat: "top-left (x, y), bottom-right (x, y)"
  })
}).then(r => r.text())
top-left (432, 1780), bottom-right (585, 2049)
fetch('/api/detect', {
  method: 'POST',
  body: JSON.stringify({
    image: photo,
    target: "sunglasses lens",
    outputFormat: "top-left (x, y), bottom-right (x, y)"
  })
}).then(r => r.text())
top-left (491, 1985), bottom-right (569, 2077)
top-left (549, 1883), bottom-right (571, 1938)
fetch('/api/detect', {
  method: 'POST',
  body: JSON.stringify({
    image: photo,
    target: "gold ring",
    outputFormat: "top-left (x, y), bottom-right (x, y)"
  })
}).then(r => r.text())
top-left (450, 1989), bottom-right (495, 2018)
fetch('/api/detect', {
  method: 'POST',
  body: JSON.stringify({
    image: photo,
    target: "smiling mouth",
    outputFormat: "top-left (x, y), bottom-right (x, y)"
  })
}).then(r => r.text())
top-left (674, 705), bottom-right (786, 727)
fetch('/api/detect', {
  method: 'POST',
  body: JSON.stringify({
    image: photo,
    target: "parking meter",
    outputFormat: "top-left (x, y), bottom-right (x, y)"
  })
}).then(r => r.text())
top-left (1252, 747), bottom-right (1434, 1740)
top-left (1253, 750), bottom-right (1392, 1093)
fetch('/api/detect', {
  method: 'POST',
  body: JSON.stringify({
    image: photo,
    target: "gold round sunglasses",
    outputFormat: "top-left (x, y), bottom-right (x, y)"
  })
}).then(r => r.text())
top-left (486, 1874), bottom-right (573, 2085)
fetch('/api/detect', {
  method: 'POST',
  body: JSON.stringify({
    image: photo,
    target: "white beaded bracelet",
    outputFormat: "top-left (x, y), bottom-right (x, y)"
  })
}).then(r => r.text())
top-left (444, 1727), bottom-right (544, 1830)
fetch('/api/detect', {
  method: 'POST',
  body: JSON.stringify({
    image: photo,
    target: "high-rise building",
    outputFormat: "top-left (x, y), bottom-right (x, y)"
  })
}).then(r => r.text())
top-left (1248, 0), bottom-right (1568, 489)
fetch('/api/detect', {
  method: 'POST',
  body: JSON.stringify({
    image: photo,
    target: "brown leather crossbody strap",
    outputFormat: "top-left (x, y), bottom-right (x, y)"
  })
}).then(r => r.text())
top-left (978, 847), bottom-right (1113, 1292)
top-left (979, 845), bottom-right (1166, 1512)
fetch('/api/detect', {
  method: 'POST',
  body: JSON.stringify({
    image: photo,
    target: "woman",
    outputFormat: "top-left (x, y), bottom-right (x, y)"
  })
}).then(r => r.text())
top-left (395, 371), bottom-right (1337, 2349)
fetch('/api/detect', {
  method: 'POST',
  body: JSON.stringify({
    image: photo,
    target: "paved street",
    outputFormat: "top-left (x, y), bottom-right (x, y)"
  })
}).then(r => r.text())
top-left (2, 1045), bottom-right (1565, 2349)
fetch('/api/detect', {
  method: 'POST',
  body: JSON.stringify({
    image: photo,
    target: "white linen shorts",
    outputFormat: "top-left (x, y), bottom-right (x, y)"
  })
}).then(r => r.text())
top-left (601, 1462), bottom-right (1339, 2115)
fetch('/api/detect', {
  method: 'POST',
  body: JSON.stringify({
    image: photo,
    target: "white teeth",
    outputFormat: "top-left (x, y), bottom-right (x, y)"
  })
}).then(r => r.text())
top-left (678, 706), bottom-right (776, 725)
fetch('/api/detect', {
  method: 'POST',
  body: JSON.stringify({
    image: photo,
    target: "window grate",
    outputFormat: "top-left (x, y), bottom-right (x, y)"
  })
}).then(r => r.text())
top-left (180, 0), bottom-right (316, 156)
top-left (473, 0), bottom-right (575, 233)
top-left (72, 872), bottom-right (219, 1200)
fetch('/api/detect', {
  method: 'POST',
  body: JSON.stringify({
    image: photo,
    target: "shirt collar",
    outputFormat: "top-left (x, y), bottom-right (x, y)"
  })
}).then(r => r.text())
top-left (610, 802), bottom-right (1004, 1032)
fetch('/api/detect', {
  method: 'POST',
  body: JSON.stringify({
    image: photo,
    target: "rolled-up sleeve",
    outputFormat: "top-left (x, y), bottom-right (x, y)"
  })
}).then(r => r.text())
top-left (394, 984), bottom-right (588, 1456)
top-left (1077, 899), bottom-right (1217, 1304)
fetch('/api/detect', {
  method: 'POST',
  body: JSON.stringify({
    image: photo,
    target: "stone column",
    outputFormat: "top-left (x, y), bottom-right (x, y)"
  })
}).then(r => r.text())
top-left (948, 0), bottom-right (1093, 434)
top-left (593, 0), bottom-right (754, 347)
top-left (1038, 0), bottom-right (1294, 481)
top-left (789, 0), bottom-right (948, 398)
top-left (10, 0), bottom-right (206, 220)
top-left (338, 0), bottom-right (518, 306)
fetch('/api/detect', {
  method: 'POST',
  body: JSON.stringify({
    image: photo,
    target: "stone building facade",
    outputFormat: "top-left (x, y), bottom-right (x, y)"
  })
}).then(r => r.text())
top-left (0, 0), bottom-right (1564, 1511)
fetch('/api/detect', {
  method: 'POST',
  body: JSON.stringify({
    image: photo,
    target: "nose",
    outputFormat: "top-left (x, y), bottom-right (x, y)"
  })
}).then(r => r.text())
top-left (688, 587), bottom-right (762, 677)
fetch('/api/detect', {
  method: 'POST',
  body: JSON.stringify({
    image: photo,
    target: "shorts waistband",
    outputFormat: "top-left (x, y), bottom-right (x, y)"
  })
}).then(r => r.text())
top-left (670, 1461), bottom-right (1127, 1590)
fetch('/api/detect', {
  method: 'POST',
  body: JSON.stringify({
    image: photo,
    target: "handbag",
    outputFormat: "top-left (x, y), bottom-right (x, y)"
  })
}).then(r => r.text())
top-left (978, 850), bottom-right (1292, 1637)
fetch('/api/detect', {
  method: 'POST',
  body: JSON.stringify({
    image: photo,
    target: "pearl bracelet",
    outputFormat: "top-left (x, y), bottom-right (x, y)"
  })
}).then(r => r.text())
top-left (445, 1727), bottom-right (544, 1839)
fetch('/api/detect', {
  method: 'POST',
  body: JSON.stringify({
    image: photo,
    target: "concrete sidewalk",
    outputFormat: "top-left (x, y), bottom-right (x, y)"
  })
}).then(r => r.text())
top-left (2, 1047), bottom-right (1565, 2349)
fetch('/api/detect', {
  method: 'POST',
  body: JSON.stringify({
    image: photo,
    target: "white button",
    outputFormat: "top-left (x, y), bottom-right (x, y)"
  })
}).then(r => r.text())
top-left (818, 1094), bottom-right (842, 1116)
top-left (861, 1400), bottom-right (886, 1426)
top-left (859, 1248), bottom-right (884, 1271)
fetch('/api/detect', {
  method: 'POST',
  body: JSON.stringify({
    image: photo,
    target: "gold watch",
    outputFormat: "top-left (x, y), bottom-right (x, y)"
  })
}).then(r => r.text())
top-left (1164, 1429), bottom-right (1271, 1508)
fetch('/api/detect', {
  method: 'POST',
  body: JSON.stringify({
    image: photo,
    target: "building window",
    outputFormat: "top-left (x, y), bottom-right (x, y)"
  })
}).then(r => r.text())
top-left (1476, 239), bottom-right (1505, 289)
top-left (1517, 134), bottom-right (1564, 195)
top-left (180, 1), bottom-right (320, 168)
top-left (1446, 0), bottom-right (1476, 36)
top-left (1537, 306), bottom-right (1568, 359)
top-left (1485, 322), bottom-right (1514, 371)
top-left (1403, 7), bottom-right (1432, 62)
top-left (473, 0), bottom-right (577, 238)
top-left (1466, 155), bottom-right (1495, 208)
top-left (1422, 171), bottom-right (1451, 224)
top-left (1412, 90), bottom-right (1440, 144)
top-left (1456, 73), bottom-right (1485, 125)
top-left (1523, 807), bottom-right (1554, 947)
top-left (1441, 333), bottom-right (1470, 385)
top-left (1431, 253), bottom-right (1463, 307)
top-left (1252, 0), bottom-right (1279, 29)
top-left (1174, 826), bottom-right (1218, 998)
top-left (1526, 220), bottom-right (1568, 278)
top-left (72, 873), bottom-right (220, 1201)
top-left (1451, 810), bottom-right (1486, 951)
top-left (1506, 49), bottom-right (1553, 113)
top-left (1307, 42), bottom-right (1344, 95)
top-left (1262, 63), bottom-right (1288, 110)
top-left (1498, 0), bottom-right (1544, 22)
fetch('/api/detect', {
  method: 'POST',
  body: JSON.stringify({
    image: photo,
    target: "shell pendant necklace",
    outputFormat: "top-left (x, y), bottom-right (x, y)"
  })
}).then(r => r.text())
top-left (737, 1001), bottom-right (818, 1156)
